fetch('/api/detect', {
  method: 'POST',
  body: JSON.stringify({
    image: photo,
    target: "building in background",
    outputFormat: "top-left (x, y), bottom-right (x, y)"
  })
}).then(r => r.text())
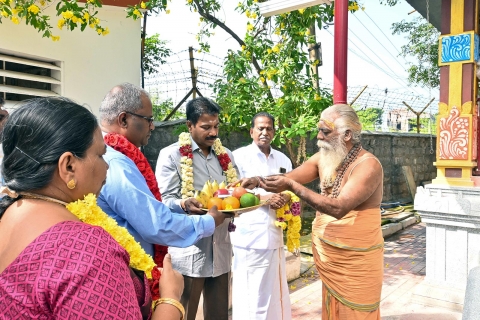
top-left (0, 0), bottom-right (142, 115)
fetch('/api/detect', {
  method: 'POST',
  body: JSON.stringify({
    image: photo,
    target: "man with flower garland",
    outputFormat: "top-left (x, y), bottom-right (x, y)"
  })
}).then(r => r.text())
top-left (97, 83), bottom-right (229, 270)
top-left (239, 104), bottom-right (384, 320)
top-left (155, 97), bottom-right (238, 320)
top-left (230, 112), bottom-right (293, 320)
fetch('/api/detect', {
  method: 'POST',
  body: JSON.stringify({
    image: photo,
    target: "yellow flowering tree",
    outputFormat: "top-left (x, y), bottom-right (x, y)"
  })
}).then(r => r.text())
top-left (187, 0), bottom-right (362, 165)
top-left (0, 0), bottom-right (167, 41)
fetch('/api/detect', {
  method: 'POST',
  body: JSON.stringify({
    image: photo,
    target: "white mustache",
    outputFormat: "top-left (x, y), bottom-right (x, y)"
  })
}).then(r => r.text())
top-left (317, 140), bottom-right (333, 150)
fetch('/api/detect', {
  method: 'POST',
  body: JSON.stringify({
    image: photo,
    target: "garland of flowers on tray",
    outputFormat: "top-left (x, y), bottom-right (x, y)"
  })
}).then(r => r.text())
top-left (178, 132), bottom-right (237, 199)
top-left (66, 194), bottom-right (160, 298)
top-left (275, 191), bottom-right (302, 253)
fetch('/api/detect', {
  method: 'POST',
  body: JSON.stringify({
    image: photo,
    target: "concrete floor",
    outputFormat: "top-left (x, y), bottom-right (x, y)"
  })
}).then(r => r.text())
top-left (195, 223), bottom-right (463, 319)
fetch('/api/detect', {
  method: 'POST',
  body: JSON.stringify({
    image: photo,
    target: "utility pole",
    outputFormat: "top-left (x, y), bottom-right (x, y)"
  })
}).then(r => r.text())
top-left (189, 47), bottom-right (198, 99)
top-left (308, 23), bottom-right (320, 91)
top-left (402, 98), bottom-right (435, 133)
top-left (164, 47), bottom-right (203, 121)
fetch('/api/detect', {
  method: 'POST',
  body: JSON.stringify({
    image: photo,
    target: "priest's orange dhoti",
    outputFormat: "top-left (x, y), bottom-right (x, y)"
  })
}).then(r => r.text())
top-left (312, 208), bottom-right (384, 320)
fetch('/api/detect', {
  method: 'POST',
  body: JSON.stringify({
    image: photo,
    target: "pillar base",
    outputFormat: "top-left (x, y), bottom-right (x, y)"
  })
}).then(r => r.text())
top-left (414, 184), bottom-right (480, 313)
top-left (432, 160), bottom-right (476, 187)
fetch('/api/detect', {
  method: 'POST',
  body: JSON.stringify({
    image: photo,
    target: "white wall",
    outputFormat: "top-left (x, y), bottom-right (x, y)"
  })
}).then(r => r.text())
top-left (0, 5), bottom-right (141, 116)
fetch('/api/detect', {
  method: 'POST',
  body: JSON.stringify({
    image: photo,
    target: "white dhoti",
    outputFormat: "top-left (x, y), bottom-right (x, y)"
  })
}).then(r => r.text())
top-left (232, 246), bottom-right (292, 320)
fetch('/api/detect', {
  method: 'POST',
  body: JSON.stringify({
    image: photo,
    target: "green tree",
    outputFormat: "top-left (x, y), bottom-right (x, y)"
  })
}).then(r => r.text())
top-left (186, 0), bottom-right (362, 165)
top-left (391, 17), bottom-right (440, 88)
top-left (0, 0), bottom-right (167, 40)
top-left (356, 107), bottom-right (383, 131)
top-left (143, 34), bottom-right (172, 75)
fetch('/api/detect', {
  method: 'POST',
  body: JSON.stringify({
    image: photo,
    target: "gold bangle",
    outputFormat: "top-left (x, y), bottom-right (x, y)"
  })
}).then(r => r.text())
top-left (153, 298), bottom-right (185, 320)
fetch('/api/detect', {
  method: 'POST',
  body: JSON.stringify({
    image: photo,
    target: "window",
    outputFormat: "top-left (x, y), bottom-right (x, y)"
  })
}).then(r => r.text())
top-left (0, 53), bottom-right (62, 105)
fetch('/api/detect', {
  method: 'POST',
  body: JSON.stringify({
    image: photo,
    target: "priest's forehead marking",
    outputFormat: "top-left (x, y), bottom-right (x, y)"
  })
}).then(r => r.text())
top-left (319, 118), bottom-right (335, 130)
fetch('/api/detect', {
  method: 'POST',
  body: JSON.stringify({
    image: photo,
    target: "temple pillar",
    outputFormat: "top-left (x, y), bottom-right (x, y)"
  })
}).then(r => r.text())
top-left (432, 0), bottom-right (478, 186)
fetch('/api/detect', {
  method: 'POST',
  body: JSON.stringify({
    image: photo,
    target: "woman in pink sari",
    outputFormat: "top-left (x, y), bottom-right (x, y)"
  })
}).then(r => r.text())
top-left (0, 98), bottom-right (184, 319)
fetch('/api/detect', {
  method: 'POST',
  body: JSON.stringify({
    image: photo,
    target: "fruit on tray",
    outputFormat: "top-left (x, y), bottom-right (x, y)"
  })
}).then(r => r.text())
top-left (213, 188), bottom-right (230, 197)
top-left (207, 197), bottom-right (224, 210)
top-left (239, 193), bottom-right (258, 208)
top-left (222, 196), bottom-right (240, 210)
top-left (195, 180), bottom-right (260, 210)
top-left (232, 187), bottom-right (248, 199)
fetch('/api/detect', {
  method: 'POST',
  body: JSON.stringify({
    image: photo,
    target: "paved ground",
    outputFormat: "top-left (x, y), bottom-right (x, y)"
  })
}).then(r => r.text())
top-left (288, 223), bottom-right (463, 319)
top-left (197, 223), bottom-right (463, 319)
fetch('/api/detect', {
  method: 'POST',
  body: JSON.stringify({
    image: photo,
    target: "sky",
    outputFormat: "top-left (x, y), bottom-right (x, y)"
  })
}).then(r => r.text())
top-left (146, 0), bottom-right (439, 109)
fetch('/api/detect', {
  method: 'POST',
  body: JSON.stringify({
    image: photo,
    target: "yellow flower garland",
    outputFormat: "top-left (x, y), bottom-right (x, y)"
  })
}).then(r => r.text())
top-left (66, 193), bottom-right (156, 279)
top-left (275, 191), bottom-right (302, 253)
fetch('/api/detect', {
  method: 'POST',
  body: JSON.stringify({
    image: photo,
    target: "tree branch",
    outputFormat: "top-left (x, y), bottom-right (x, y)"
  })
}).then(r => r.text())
top-left (193, 0), bottom-right (275, 104)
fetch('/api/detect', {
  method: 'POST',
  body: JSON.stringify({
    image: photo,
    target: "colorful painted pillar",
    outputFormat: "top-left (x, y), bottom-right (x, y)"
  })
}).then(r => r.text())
top-left (433, 0), bottom-right (479, 186)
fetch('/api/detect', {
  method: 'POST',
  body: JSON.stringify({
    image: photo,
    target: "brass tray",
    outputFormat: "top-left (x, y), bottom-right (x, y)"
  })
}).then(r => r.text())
top-left (201, 200), bottom-right (269, 217)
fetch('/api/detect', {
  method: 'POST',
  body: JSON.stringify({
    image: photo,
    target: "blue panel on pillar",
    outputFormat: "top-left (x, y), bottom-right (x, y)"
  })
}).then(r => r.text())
top-left (441, 34), bottom-right (471, 63)
top-left (475, 34), bottom-right (479, 62)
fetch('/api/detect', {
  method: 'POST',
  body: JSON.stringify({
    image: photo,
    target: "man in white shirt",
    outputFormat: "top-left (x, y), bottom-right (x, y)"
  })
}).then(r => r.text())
top-left (231, 112), bottom-right (293, 319)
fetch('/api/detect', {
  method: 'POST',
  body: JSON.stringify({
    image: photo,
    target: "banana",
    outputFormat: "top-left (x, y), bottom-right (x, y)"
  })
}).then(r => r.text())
top-left (199, 190), bottom-right (210, 207)
top-left (207, 180), bottom-right (214, 197)
top-left (219, 181), bottom-right (226, 189)
top-left (201, 182), bottom-right (212, 199)
top-left (194, 190), bottom-right (207, 207)
top-left (211, 180), bottom-right (219, 193)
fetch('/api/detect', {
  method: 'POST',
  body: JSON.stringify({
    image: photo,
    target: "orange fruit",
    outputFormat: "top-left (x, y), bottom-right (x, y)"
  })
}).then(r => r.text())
top-left (232, 187), bottom-right (248, 199)
top-left (207, 197), bottom-right (224, 210)
top-left (222, 196), bottom-right (240, 210)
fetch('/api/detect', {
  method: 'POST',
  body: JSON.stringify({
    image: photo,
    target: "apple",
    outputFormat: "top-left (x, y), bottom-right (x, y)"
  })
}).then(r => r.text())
top-left (213, 188), bottom-right (230, 197)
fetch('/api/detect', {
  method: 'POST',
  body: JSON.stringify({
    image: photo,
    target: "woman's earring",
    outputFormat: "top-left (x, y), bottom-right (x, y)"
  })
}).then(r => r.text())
top-left (67, 179), bottom-right (76, 190)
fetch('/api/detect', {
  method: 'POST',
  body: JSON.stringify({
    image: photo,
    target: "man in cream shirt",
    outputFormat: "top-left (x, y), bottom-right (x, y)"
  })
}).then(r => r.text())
top-left (231, 112), bottom-right (293, 320)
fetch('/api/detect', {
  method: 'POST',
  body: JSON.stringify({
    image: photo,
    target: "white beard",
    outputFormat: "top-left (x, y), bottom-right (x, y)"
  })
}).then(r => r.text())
top-left (317, 135), bottom-right (348, 186)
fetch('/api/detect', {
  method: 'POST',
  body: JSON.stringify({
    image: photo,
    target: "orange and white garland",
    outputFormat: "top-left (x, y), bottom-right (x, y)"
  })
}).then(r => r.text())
top-left (178, 132), bottom-right (237, 199)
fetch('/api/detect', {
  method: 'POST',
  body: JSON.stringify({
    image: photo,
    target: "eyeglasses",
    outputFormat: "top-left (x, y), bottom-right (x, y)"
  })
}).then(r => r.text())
top-left (124, 111), bottom-right (154, 124)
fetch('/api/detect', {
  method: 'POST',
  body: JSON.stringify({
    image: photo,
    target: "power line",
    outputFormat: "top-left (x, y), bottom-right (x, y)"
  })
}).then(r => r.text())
top-left (347, 27), bottom-right (424, 96)
top-left (325, 28), bottom-right (415, 92)
top-left (352, 13), bottom-right (408, 72)
top-left (361, 10), bottom-right (404, 58)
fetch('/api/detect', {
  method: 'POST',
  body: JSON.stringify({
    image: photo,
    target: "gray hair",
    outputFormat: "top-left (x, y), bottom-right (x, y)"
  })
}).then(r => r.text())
top-left (99, 83), bottom-right (150, 124)
top-left (323, 104), bottom-right (362, 144)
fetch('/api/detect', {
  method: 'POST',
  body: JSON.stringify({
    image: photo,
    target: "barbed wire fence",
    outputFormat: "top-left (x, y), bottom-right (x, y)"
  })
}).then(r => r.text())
top-left (145, 48), bottom-right (439, 133)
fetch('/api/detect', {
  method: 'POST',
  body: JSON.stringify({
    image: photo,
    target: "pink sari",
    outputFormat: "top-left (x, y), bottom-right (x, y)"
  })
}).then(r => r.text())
top-left (0, 221), bottom-right (151, 319)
